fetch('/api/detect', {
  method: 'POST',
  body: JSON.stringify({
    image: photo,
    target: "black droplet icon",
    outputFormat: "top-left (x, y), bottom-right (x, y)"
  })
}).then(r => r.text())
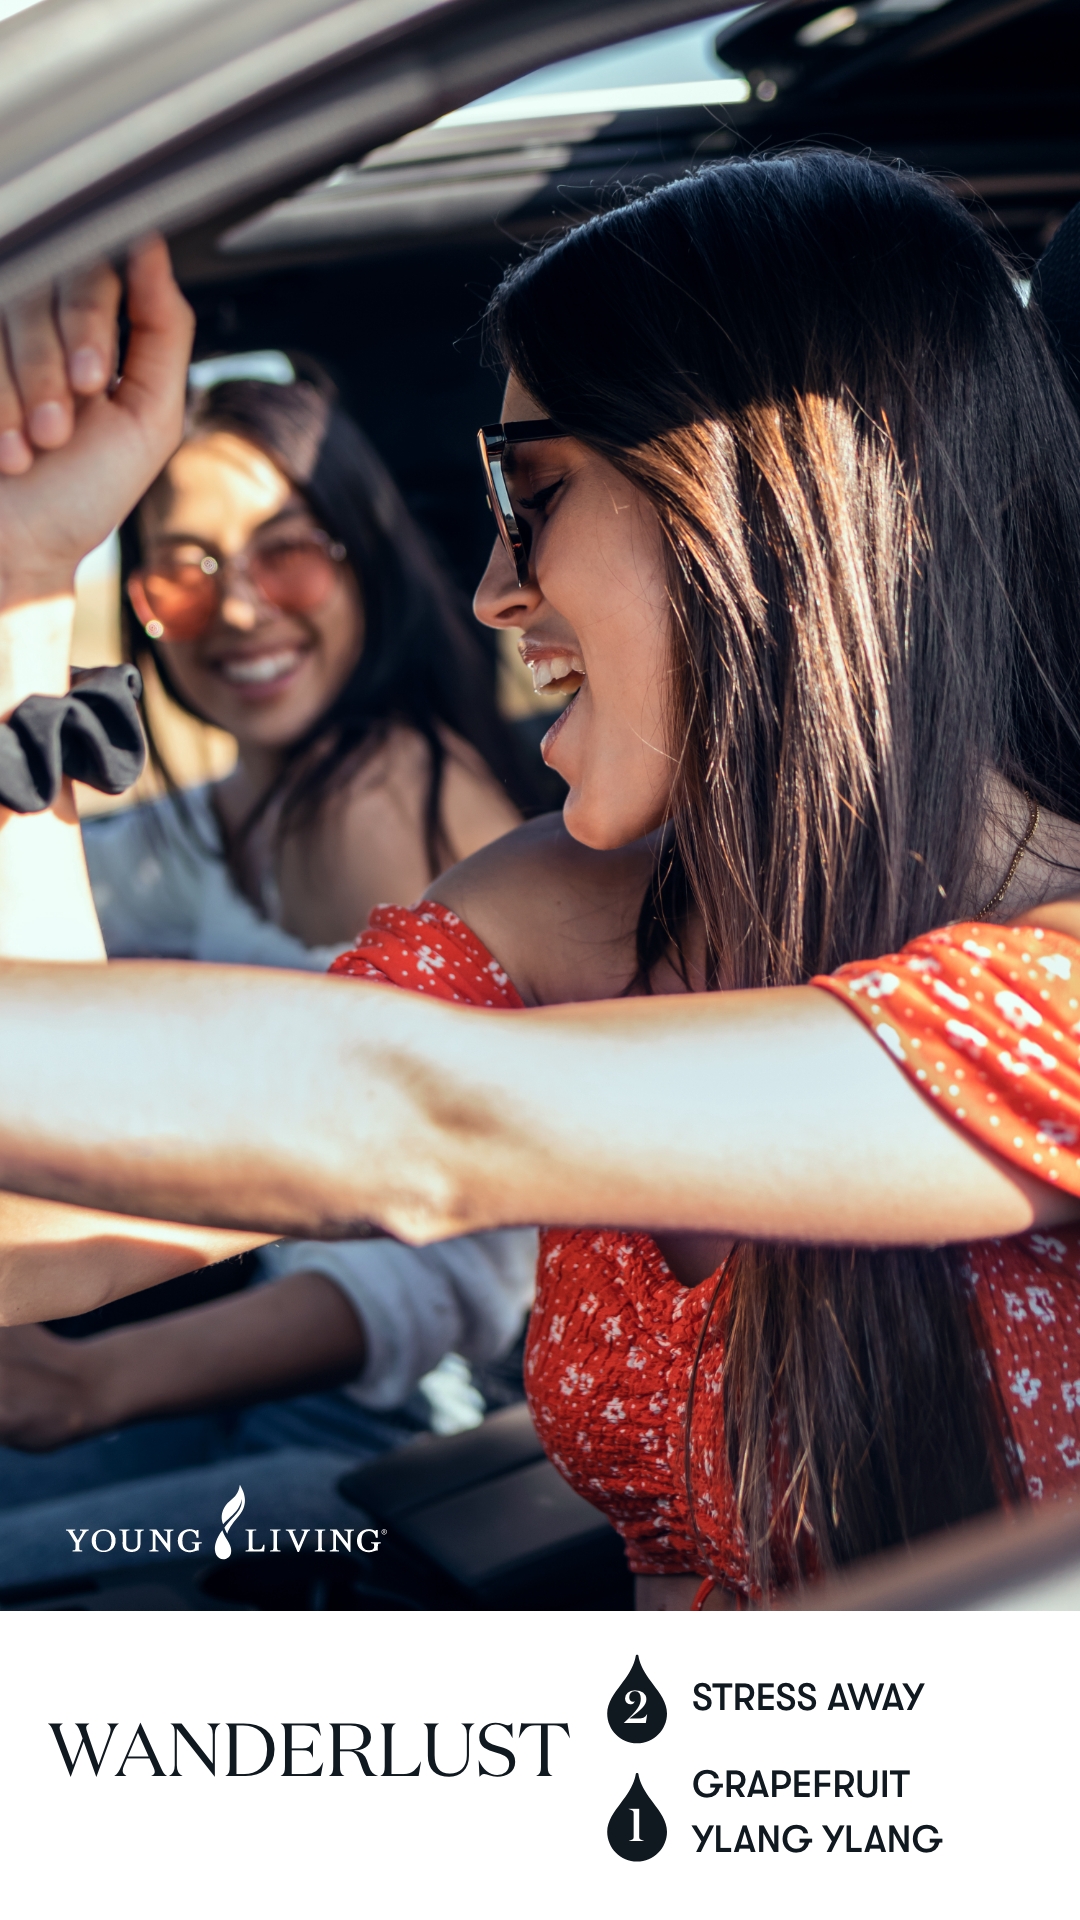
top-left (607, 1774), bottom-right (667, 1861)
top-left (607, 1654), bottom-right (667, 1742)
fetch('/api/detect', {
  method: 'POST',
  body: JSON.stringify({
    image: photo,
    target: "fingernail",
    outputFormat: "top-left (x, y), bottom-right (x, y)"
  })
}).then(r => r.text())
top-left (69, 346), bottom-right (105, 391)
top-left (28, 400), bottom-right (68, 446)
top-left (0, 428), bottom-right (31, 474)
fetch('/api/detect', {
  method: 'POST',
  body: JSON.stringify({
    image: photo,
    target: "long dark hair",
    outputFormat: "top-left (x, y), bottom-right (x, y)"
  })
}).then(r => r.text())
top-left (489, 153), bottom-right (1080, 1589)
top-left (120, 374), bottom-right (538, 870)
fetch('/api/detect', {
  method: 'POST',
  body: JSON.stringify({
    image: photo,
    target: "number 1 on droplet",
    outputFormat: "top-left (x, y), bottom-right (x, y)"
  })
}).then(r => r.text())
top-left (630, 1807), bottom-right (641, 1843)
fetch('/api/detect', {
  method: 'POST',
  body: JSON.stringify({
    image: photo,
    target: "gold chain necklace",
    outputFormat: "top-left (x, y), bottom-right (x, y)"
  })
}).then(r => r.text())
top-left (976, 794), bottom-right (1040, 920)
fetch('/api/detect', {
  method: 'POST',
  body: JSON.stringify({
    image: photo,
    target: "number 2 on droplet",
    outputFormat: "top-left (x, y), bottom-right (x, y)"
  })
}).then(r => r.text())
top-left (624, 1689), bottom-right (647, 1723)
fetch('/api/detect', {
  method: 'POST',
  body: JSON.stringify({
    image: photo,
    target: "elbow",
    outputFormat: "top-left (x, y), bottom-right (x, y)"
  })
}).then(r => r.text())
top-left (373, 1161), bottom-right (491, 1247)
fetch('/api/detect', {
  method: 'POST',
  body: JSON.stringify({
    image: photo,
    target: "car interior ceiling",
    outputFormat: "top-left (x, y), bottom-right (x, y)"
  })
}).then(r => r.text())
top-left (173, 0), bottom-right (1080, 603)
top-left (0, 0), bottom-right (714, 304)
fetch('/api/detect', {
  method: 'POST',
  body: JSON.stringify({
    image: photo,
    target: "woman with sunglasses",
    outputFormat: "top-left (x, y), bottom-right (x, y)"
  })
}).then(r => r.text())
top-left (100, 370), bottom-right (534, 963)
top-left (5, 165), bottom-right (1080, 1609)
top-left (0, 363), bottom-right (536, 1557)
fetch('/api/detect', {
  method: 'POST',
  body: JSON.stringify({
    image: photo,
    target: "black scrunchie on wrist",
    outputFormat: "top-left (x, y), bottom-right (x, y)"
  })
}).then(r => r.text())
top-left (0, 664), bottom-right (146, 813)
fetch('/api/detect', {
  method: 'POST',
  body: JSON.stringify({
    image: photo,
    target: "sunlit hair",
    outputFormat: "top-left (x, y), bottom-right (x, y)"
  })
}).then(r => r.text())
top-left (120, 374), bottom-right (538, 870)
top-left (489, 152), bottom-right (1080, 1589)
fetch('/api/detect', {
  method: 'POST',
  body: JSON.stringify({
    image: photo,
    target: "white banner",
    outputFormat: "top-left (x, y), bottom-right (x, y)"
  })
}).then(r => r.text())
top-left (2, 1607), bottom-right (1070, 1917)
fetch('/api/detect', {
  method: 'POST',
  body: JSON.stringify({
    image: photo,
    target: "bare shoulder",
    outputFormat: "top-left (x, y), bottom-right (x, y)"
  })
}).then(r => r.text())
top-left (425, 811), bottom-right (653, 1005)
top-left (334, 723), bottom-right (518, 852)
top-left (1015, 896), bottom-right (1080, 942)
top-left (334, 721), bottom-right (430, 807)
top-left (278, 725), bottom-right (487, 944)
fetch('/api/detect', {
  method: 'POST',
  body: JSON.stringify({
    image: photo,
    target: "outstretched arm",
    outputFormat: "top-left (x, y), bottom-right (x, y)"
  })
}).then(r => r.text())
top-left (0, 956), bottom-right (1075, 1259)
top-left (0, 1190), bottom-right (268, 1326)
top-left (0, 1270), bottom-right (366, 1448)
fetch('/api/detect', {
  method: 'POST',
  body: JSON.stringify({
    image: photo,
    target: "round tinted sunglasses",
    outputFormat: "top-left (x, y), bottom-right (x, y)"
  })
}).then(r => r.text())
top-left (128, 529), bottom-right (347, 642)
top-left (477, 419), bottom-right (564, 586)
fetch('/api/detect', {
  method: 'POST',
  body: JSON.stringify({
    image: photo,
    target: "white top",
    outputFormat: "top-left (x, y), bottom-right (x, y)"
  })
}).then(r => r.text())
top-left (83, 784), bottom-right (348, 971)
top-left (256, 1229), bottom-right (537, 1413)
top-left (82, 791), bottom-right (536, 1422)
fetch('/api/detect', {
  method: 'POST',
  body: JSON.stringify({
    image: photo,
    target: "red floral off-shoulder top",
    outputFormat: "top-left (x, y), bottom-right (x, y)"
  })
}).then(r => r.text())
top-left (332, 906), bottom-right (1080, 1596)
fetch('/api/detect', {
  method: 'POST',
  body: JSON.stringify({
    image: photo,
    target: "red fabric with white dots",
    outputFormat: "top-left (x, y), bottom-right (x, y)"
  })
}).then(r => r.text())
top-left (333, 908), bottom-right (1080, 1592)
top-left (814, 922), bottom-right (1080, 1194)
top-left (330, 901), bottom-right (517, 1005)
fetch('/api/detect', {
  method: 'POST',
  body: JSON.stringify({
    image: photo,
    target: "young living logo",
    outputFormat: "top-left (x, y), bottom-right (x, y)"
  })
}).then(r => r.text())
top-left (65, 1486), bottom-right (384, 1559)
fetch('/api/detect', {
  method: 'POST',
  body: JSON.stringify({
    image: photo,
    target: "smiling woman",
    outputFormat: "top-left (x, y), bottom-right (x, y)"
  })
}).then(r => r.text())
top-left (131, 442), bottom-right (355, 709)
top-left (475, 380), bottom-right (673, 853)
top-left (99, 373), bottom-right (533, 954)
top-left (411, 151), bottom-right (1080, 1602)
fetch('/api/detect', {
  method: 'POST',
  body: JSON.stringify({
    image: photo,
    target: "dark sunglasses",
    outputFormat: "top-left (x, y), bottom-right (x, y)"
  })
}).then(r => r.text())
top-left (477, 419), bottom-right (564, 586)
top-left (128, 529), bottom-right (347, 642)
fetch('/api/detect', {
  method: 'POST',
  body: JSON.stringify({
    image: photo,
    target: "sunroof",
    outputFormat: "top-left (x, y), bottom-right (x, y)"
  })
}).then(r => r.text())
top-left (442, 9), bottom-right (751, 122)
